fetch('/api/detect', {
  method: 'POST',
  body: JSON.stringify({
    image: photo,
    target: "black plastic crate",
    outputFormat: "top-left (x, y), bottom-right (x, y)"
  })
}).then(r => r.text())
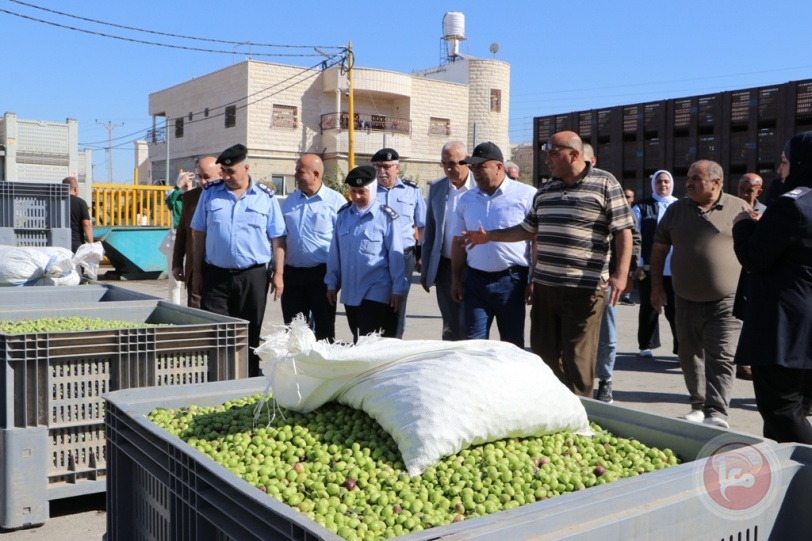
top-left (0, 300), bottom-right (248, 529)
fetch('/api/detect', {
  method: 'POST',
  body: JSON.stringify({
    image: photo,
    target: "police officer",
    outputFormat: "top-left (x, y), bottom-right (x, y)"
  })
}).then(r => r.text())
top-left (190, 144), bottom-right (286, 377)
top-left (280, 154), bottom-right (346, 341)
top-left (371, 148), bottom-right (427, 338)
top-left (325, 165), bottom-right (409, 343)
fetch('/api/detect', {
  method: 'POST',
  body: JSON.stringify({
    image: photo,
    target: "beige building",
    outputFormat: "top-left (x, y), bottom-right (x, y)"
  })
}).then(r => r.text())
top-left (146, 56), bottom-right (509, 192)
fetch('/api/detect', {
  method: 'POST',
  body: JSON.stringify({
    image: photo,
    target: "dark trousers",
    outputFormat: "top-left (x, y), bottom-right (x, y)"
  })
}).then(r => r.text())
top-left (345, 299), bottom-right (398, 344)
top-left (281, 264), bottom-right (336, 341)
top-left (751, 365), bottom-right (812, 444)
top-left (201, 263), bottom-right (269, 377)
top-left (531, 284), bottom-right (605, 397)
top-left (638, 275), bottom-right (679, 353)
top-left (464, 265), bottom-right (528, 349)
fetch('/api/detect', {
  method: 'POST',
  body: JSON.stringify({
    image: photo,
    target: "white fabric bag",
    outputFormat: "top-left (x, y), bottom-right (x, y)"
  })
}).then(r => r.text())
top-left (0, 242), bottom-right (105, 286)
top-left (257, 319), bottom-right (591, 476)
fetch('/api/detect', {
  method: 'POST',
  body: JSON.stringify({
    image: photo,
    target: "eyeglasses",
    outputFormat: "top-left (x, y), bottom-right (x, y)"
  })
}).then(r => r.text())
top-left (441, 160), bottom-right (465, 167)
top-left (373, 163), bottom-right (397, 170)
top-left (540, 142), bottom-right (576, 153)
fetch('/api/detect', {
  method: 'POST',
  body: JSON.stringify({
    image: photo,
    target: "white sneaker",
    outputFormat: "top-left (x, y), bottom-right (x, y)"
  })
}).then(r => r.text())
top-left (681, 409), bottom-right (705, 423)
top-left (639, 349), bottom-right (654, 358)
top-left (703, 416), bottom-right (730, 429)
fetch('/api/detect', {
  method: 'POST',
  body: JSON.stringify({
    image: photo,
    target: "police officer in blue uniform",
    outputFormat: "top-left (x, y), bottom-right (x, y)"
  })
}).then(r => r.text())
top-left (190, 144), bottom-right (286, 377)
top-left (325, 165), bottom-right (409, 343)
top-left (280, 154), bottom-right (346, 341)
top-left (371, 148), bottom-right (427, 338)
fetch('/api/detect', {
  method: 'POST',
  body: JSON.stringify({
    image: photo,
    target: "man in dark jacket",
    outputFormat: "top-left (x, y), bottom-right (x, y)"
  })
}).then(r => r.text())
top-left (733, 132), bottom-right (812, 443)
top-left (172, 156), bottom-right (219, 307)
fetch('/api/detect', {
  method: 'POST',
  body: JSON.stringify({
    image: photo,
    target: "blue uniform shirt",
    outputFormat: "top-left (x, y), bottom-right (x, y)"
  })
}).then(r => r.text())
top-left (376, 179), bottom-right (427, 248)
top-left (281, 184), bottom-right (346, 268)
top-left (325, 203), bottom-right (408, 306)
top-left (190, 179), bottom-right (286, 269)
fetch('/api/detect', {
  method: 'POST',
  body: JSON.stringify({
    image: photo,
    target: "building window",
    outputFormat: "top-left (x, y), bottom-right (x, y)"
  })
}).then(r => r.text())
top-left (271, 174), bottom-right (286, 195)
top-left (225, 105), bottom-right (236, 128)
top-left (272, 104), bottom-right (298, 128)
top-left (429, 117), bottom-right (451, 136)
top-left (490, 89), bottom-right (502, 113)
top-left (175, 117), bottom-right (184, 138)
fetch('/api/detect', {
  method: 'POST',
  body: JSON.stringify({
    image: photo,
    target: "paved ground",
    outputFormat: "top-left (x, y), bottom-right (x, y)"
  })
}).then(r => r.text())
top-left (2, 271), bottom-right (763, 539)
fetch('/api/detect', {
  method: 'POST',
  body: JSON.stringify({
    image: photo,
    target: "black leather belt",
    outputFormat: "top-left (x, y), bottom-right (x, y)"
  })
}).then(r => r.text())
top-left (207, 262), bottom-right (266, 274)
top-left (468, 265), bottom-right (526, 279)
top-left (404, 246), bottom-right (415, 254)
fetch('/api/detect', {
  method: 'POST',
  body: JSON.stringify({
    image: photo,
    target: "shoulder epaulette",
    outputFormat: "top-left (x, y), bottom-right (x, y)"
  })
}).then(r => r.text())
top-left (782, 186), bottom-right (812, 200)
top-left (204, 179), bottom-right (223, 190)
top-left (381, 204), bottom-right (399, 220)
top-left (403, 179), bottom-right (419, 189)
top-left (338, 201), bottom-right (352, 213)
top-left (255, 182), bottom-right (275, 197)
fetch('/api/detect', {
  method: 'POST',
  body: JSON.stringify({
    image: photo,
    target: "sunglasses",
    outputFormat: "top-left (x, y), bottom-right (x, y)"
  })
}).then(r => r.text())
top-left (540, 142), bottom-right (576, 152)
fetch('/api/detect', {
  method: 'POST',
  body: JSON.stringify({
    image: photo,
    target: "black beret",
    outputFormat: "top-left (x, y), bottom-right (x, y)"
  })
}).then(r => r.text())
top-left (460, 141), bottom-right (504, 165)
top-left (345, 165), bottom-right (377, 187)
top-left (216, 144), bottom-right (247, 166)
top-left (371, 148), bottom-right (399, 162)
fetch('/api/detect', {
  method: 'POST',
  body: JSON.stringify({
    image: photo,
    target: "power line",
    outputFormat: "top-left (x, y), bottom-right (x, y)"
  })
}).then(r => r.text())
top-left (0, 7), bottom-right (329, 57)
top-left (9, 0), bottom-right (345, 50)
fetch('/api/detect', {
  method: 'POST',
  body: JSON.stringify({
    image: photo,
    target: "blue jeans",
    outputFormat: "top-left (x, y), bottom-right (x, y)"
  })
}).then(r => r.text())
top-left (595, 287), bottom-right (617, 381)
top-left (464, 266), bottom-right (528, 348)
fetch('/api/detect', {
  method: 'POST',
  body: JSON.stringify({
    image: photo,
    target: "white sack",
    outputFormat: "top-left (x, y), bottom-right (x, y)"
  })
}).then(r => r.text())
top-left (74, 242), bottom-right (105, 280)
top-left (257, 319), bottom-right (591, 476)
top-left (0, 243), bottom-right (104, 286)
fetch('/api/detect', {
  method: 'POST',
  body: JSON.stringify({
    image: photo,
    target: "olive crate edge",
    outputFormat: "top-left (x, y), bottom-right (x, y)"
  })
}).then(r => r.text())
top-left (0, 297), bottom-right (249, 529)
top-left (100, 377), bottom-right (806, 541)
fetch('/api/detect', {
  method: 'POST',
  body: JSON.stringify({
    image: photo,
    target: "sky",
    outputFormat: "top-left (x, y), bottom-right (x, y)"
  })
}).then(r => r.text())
top-left (3, 0), bottom-right (811, 183)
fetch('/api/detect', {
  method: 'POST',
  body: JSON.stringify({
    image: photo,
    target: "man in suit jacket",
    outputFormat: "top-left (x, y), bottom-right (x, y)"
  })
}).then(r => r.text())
top-left (172, 156), bottom-right (220, 307)
top-left (420, 141), bottom-right (474, 340)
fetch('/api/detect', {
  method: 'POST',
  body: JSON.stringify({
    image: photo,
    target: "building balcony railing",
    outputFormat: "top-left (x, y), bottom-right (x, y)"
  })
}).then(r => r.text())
top-left (320, 113), bottom-right (411, 135)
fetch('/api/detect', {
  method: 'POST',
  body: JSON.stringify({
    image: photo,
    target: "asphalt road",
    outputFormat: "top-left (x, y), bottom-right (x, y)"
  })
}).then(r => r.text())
top-left (1, 272), bottom-right (764, 540)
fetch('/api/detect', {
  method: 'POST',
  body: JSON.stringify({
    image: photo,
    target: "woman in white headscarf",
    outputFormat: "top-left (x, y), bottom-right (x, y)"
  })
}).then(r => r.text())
top-left (632, 170), bottom-right (679, 359)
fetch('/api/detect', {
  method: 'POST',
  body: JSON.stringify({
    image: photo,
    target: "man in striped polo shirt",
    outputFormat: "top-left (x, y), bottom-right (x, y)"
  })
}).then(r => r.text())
top-left (461, 131), bottom-right (634, 396)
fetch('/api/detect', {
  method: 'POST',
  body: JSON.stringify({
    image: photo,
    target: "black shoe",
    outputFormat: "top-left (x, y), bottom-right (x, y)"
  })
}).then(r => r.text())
top-left (619, 295), bottom-right (635, 306)
top-left (595, 380), bottom-right (613, 403)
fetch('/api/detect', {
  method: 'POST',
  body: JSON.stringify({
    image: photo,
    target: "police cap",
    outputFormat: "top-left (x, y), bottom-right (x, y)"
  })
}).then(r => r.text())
top-left (345, 165), bottom-right (377, 187)
top-left (371, 148), bottom-right (399, 162)
top-left (216, 144), bottom-right (247, 166)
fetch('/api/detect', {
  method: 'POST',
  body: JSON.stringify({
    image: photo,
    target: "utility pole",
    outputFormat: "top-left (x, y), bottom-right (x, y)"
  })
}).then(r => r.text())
top-left (96, 120), bottom-right (124, 183)
top-left (347, 42), bottom-right (355, 169)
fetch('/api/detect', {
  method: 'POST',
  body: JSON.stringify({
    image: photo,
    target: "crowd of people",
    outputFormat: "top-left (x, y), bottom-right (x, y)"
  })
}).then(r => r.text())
top-left (164, 132), bottom-right (811, 444)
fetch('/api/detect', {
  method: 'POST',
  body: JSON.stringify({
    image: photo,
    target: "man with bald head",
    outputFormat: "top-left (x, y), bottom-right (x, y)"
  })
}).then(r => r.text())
top-left (172, 156), bottom-right (220, 307)
top-left (280, 154), bottom-right (346, 341)
top-left (461, 131), bottom-right (634, 397)
top-left (738, 173), bottom-right (767, 216)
